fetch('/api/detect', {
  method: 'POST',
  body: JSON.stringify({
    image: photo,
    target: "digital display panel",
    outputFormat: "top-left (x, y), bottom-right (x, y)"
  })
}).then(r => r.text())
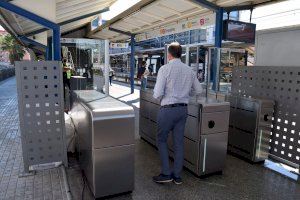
top-left (223, 20), bottom-right (256, 44)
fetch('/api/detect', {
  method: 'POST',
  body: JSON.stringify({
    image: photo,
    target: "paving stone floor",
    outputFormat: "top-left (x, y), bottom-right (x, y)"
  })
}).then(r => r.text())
top-left (0, 77), bottom-right (300, 200)
top-left (0, 78), bottom-right (67, 200)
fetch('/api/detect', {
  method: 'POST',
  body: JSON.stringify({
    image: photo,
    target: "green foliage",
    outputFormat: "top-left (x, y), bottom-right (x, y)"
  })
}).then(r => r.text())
top-left (0, 34), bottom-right (25, 64)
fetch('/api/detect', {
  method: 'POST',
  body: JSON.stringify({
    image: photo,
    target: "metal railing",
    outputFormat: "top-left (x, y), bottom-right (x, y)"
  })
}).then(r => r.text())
top-left (0, 65), bottom-right (15, 82)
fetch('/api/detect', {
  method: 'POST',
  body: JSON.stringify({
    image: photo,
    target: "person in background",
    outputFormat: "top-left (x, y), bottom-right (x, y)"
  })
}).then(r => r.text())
top-left (109, 66), bottom-right (115, 86)
top-left (152, 42), bottom-right (203, 185)
top-left (148, 64), bottom-right (154, 75)
top-left (141, 61), bottom-right (150, 90)
top-left (137, 61), bottom-right (146, 79)
top-left (62, 59), bottom-right (71, 95)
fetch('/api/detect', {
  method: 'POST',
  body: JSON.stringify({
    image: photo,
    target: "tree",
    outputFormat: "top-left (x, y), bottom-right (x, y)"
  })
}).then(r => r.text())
top-left (0, 34), bottom-right (25, 64)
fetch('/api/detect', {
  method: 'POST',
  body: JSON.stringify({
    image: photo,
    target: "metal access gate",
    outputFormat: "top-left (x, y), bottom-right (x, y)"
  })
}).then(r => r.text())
top-left (231, 66), bottom-right (300, 167)
top-left (15, 61), bottom-right (68, 172)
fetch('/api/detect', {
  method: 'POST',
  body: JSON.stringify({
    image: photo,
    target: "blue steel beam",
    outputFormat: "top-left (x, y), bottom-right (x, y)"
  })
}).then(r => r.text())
top-left (25, 7), bottom-right (109, 37)
top-left (224, 5), bottom-right (254, 12)
top-left (18, 36), bottom-right (47, 49)
top-left (0, 1), bottom-right (61, 60)
top-left (189, 0), bottom-right (219, 11)
top-left (0, 1), bottom-right (57, 29)
top-left (109, 27), bottom-right (132, 36)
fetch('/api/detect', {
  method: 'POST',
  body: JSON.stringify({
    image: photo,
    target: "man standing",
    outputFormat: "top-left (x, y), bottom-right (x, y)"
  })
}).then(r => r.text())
top-left (152, 42), bottom-right (203, 185)
top-left (141, 61), bottom-right (150, 90)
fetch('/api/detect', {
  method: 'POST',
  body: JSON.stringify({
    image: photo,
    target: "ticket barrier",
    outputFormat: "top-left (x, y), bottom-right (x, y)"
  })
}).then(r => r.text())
top-left (71, 90), bottom-right (135, 198)
top-left (226, 95), bottom-right (274, 162)
top-left (139, 89), bottom-right (230, 176)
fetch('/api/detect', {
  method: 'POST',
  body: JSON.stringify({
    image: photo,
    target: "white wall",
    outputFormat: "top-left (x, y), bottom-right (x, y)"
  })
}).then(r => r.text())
top-left (255, 26), bottom-right (300, 66)
top-left (12, 0), bottom-right (56, 22)
top-left (11, 0), bottom-right (56, 47)
top-left (29, 32), bottom-right (47, 46)
top-left (240, 0), bottom-right (300, 30)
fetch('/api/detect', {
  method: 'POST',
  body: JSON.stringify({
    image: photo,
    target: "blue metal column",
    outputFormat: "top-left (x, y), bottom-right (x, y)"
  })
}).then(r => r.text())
top-left (0, 1), bottom-right (61, 61)
top-left (130, 35), bottom-right (135, 94)
top-left (215, 7), bottom-right (224, 48)
top-left (212, 7), bottom-right (224, 91)
top-left (53, 27), bottom-right (61, 61)
top-left (46, 37), bottom-right (52, 60)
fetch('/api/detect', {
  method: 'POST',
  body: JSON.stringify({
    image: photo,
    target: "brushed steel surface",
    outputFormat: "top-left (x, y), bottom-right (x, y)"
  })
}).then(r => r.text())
top-left (139, 89), bottom-right (230, 176)
top-left (148, 102), bottom-right (159, 122)
top-left (167, 136), bottom-right (199, 167)
top-left (140, 90), bottom-right (201, 117)
top-left (198, 97), bottom-right (230, 113)
top-left (15, 61), bottom-right (68, 172)
top-left (148, 120), bottom-right (158, 140)
top-left (93, 117), bottom-right (134, 148)
top-left (201, 111), bottom-right (230, 135)
top-left (73, 90), bottom-right (106, 103)
top-left (227, 95), bottom-right (274, 162)
top-left (93, 145), bottom-right (135, 198)
top-left (199, 132), bottom-right (228, 175)
top-left (231, 66), bottom-right (300, 165)
top-left (71, 90), bottom-right (135, 198)
top-left (140, 116), bottom-right (150, 138)
top-left (185, 116), bottom-right (199, 141)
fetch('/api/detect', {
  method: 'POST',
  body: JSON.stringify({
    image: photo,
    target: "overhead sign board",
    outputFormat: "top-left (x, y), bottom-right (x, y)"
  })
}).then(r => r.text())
top-left (110, 42), bottom-right (129, 49)
top-left (136, 12), bottom-right (216, 42)
top-left (60, 38), bottom-right (103, 45)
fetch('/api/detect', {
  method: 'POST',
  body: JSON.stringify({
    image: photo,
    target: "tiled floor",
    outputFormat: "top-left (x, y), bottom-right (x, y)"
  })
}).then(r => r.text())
top-left (0, 78), bottom-right (67, 200)
top-left (0, 77), bottom-right (300, 200)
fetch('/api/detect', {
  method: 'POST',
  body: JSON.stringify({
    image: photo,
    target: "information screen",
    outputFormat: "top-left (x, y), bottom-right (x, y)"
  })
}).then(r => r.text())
top-left (223, 20), bottom-right (256, 44)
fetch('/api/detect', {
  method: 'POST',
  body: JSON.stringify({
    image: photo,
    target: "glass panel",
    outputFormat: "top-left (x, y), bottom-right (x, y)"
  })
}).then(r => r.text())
top-left (189, 46), bottom-right (198, 69)
top-left (61, 38), bottom-right (105, 90)
top-left (190, 29), bottom-right (207, 44)
top-left (174, 31), bottom-right (190, 45)
top-left (181, 47), bottom-right (186, 63)
top-left (207, 48), bottom-right (219, 91)
top-left (161, 35), bottom-right (174, 46)
top-left (136, 37), bottom-right (161, 51)
top-left (198, 48), bottom-right (206, 83)
top-left (219, 49), bottom-right (247, 93)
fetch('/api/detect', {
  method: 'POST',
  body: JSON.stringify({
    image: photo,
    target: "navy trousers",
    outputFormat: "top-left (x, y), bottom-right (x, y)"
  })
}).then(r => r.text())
top-left (157, 106), bottom-right (188, 177)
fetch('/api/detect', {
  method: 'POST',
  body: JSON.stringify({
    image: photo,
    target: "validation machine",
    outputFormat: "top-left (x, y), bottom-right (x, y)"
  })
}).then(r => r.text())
top-left (71, 90), bottom-right (135, 198)
top-left (140, 89), bottom-right (230, 176)
top-left (226, 95), bottom-right (274, 162)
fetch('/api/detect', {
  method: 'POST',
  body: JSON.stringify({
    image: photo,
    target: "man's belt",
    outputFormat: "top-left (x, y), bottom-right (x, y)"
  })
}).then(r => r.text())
top-left (161, 103), bottom-right (188, 108)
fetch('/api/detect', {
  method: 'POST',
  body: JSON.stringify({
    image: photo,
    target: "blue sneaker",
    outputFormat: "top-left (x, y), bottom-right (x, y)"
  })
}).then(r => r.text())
top-left (172, 174), bottom-right (183, 185)
top-left (152, 174), bottom-right (173, 183)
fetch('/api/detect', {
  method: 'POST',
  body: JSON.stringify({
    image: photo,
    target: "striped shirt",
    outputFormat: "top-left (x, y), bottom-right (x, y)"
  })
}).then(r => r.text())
top-left (153, 58), bottom-right (203, 106)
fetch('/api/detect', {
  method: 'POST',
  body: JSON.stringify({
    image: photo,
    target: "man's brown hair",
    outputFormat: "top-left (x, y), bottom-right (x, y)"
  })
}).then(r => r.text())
top-left (168, 42), bottom-right (182, 58)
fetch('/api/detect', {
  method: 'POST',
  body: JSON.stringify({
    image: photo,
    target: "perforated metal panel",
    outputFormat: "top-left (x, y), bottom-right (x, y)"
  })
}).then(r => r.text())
top-left (15, 61), bottom-right (68, 172)
top-left (232, 66), bottom-right (300, 166)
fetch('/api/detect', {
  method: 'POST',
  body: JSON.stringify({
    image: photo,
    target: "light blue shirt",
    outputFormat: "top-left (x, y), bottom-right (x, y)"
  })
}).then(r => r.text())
top-left (153, 58), bottom-right (203, 106)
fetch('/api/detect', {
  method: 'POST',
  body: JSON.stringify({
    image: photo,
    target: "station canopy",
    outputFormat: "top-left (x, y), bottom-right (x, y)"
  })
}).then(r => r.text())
top-left (0, 0), bottom-right (116, 38)
top-left (88, 0), bottom-right (275, 42)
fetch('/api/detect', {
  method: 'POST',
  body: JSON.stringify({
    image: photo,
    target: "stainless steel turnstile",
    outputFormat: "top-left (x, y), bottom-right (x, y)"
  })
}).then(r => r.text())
top-left (140, 89), bottom-right (230, 176)
top-left (226, 95), bottom-right (274, 162)
top-left (71, 90), bottom-right (135, 198)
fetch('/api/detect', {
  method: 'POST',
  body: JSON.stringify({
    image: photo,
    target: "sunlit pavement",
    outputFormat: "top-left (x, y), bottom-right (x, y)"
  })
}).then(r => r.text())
top-left (0, 78), bottom-right (299, 200)
top-left (109, 82), bottom-right (141, 109)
